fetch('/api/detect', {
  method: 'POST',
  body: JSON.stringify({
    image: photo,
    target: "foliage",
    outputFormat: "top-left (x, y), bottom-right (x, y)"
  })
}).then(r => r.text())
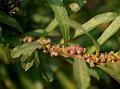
top-left (0, 0), bottom-right (120, 89)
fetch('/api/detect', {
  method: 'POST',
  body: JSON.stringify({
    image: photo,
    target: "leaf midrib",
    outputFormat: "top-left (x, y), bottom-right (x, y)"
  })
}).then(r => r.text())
top-left (12, 42), bottom-right (41, 58)
top-left (49, 0), bottom-right (68, 37)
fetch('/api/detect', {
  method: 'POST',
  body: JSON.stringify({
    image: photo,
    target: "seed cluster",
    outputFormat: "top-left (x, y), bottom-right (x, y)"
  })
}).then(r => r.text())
top-left (37, 38), bottom-right (120, 67)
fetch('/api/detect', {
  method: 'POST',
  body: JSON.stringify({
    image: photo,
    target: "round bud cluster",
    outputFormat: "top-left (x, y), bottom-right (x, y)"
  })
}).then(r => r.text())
top-left (37, 37), bottom-right (51, 45)
top-left (37, 38), bottom-right (51, 53)
top-left (62, 45), bottom-right (86, 58)
top-left (84, 51), bottom-right (120, 67)
top-left (49, 45), bottom-right (62, 56)
top-left (49, 45), bottom-right (86, 57)
top-left (22, 36), bottom-right (34, 43)
top-left (37, 38), bottom-right (120, 67)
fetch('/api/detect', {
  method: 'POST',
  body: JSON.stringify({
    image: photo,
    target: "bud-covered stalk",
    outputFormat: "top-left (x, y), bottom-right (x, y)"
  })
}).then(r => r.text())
top-left (37, 38), bottom-right (120, 67)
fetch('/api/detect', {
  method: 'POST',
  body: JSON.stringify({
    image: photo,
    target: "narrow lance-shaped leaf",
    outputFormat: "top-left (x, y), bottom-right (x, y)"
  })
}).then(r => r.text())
top-left (11, 42), bottom-right (42, 58)
top-left (0, 26), bottom-right (2, 40)
top-left (88, 68), bottom-right (100, 81)
top-left (43, 12), bottom-right (117, 39)
top-left (0, 11), bottom-right (23, 33)
top-left (41, 19), bottom-right (58, 37)
top-left (66, 20), bottom-right (100, 56)
top-left (34, 50), bottom-right (40, 67)
top-left (11, 42), bottom-right (42, 71)
top-left (42, 70), bottom-right (53, 82)
top-left (56, 70), bottom-right (76, 89)
top-left (117, 49), bottom-right (120, 54)
top-left (47, 0), bottom-right (70, 46)
top-left (21, 52), bottom-right (35, 71)
top-left (74, 12), bottom-right (118, 38)
top-left (45, 19), bottom-right (58, 33)
top-left (25, 29), bottom-right (44, 37)
top-left (49, 57), bottom-right (76, 89)
top-left (0, 45), bottom-right (11, 64)
top-left (98, 62), bottom-right (120, 84)
top-left (41, 63), bottom-right (54, 82)
top-left (75, 0), bottom-right (87, 7)
top-left (73, 58), bottom-right (90, 89)
top-left (88, 14), bottom-right (120, 53)
top-left (38, 52), bottom-right (54, 82)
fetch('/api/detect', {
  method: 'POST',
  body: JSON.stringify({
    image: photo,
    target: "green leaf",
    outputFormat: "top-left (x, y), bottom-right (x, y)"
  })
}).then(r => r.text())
top-left (74, 12), bottom-right (118, 38)
top-left (41, 19), bottom-right (59, 37)
top-left (45, 19), bottom-right (58, 33)
top-left (34, 50), bottom-right (40, 67)
top-left (49, 59), bottom-right (76, 89)
top-left (117, 49), bottom-right (120, 54)
top-left (21, 52), bottom-right (35, 71)
top-left (11, 42), bottom-right (42, 58)
top-left (41, 63), bottom-right (54, 82)
top-left (88, 14), bottom-right (120, 53)
top-left (17, 45), bottom-right (37, 71)
top-left (0, 11), bottom-right (23, 33)
top-left (69, 3), bottom-right (81, 12)
top-left (96, 67), bottom-right (111, 84)
top-left (20, 75), bottom-right (44, 89)
top-left (25, 29), bottom-right (44, 37)
top-left (73, 58), bottom-right (90, 89)
top-left (0, 26), bottom-right (2, 40)
top-left (0, 44), bottom-right (11, 64)
top-left (42, 71), bottom-right (53, 82)
top-left (47, 0), bottom-right (70, 46)
top-left (98, 62), bottom-right (120, 84)
top-left (55, 71), bottom-right (76, 89)
top-left (4, 36), bottom-right (22, 47)
top-left (66, 20), bottom-right (100, 56)
top-left (75, 0), bottom-right (87, 7)
top-left (88, 68), bottom-right (100, 80)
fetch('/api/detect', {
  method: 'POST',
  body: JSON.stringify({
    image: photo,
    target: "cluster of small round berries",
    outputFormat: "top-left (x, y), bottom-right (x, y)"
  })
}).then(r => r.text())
top-left (22, 36), bottom-right (34, 43)
top-left (37, 38), bottom-right (120, 67)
